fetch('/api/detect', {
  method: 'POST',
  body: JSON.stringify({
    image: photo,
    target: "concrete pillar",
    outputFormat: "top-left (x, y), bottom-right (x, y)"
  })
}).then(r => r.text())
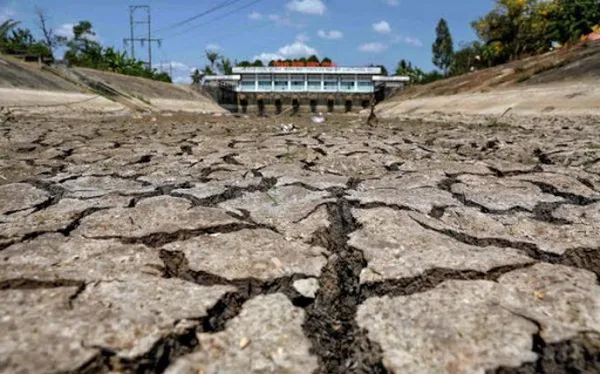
top-left (321, 74), bottom-right (324, 92)
top-left (288, 74), bottom-right (291, 91)
top-left (304, 74), bottom-right (308, 92)
top-left (255, 74), bottom-right (258, 92)
top-left (271, 74), bottom-right (275, 92)
top-left (354, 74), bottom-right (358, 92)
top-left (337, 75), bottom-right (341, 92)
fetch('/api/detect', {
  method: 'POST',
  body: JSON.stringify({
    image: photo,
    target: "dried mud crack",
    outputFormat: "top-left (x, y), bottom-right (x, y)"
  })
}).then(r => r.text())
top-left (412, 217), bottom-right (600, 281)
top-left (359, 263), bottom-right (538, 301)
top-left (303, 196), bottom-right (387, 373)
top-left (3, 113), bottom-right (600, 374)
top-left (489, 331), bottom-right (600, 374)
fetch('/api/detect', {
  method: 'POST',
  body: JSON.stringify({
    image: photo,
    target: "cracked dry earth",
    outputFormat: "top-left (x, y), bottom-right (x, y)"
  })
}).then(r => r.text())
top-left (1, 113), bottom-right (600, 374)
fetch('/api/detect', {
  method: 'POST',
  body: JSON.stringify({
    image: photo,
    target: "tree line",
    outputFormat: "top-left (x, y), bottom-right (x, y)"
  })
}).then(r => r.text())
top-left (0, 11), bottom-right (171, 83)
top-left (398, 0), bottom-right (600, 85)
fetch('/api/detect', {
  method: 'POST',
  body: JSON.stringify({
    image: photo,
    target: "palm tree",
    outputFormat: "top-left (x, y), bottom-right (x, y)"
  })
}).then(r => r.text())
top-left (202, 65), bottom-right (214, 76)
top-left (191, 69), bottom-right (203, 84)
top-left (103, 47), bottom-right (127, 72)
top-left (205, 50), bottom-right (220, 70)
top-left (217, 57), bottom-right (233, 75)
top-left (0, 19), bottom-right (21, 47)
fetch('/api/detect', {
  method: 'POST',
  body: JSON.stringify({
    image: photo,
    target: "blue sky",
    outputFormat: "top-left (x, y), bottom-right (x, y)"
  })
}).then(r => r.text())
top-left (1, 0), bottom-right (495, 83)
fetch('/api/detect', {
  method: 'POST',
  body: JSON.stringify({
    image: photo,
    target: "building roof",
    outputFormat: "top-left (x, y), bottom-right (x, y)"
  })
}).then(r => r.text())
top-left (372, 75), bottom-right (410, 82)
top-left (203, 75), bottom-right (241, 81)
top-left (231, 66), bottom-right (382, 75)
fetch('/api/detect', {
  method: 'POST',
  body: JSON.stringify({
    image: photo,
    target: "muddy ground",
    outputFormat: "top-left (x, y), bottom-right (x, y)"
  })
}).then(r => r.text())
top-left (1, 111), bottom-right (600, 374)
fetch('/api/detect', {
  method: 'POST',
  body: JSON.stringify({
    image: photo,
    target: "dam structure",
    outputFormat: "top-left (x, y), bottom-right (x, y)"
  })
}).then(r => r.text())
top-left (203, 65), bottom-right (409, 114)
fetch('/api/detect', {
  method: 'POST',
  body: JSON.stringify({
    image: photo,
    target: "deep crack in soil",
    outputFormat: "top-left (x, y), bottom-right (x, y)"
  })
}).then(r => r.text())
top-left (489, 331), bottom-right (600, 374)
top-left (359, 262), bottom-right (538, 301)
top-left (4, 114), bottom-right (600, 374)
top-left (303, 197), bottom-right (387, 374)
top-left (64, 250), bottom-right (313, 374)
top-left (411, 216), bottom-right (600, 281)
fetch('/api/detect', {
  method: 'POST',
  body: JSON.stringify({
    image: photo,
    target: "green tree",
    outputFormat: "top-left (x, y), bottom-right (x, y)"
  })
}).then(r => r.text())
top-left (205, 50), bottom-right (220, 70)
top-left (103, 47), bottom-right (128, 72)
top-left (472, 0), bottom-right (553, 62)
top-left (58, 21), bottom-right (171, 83)
top-left (6, 28), bottom-right (34, 50)
top-left (218, 57), bottom-right (233, 75)
top-left (252, 59), bottom-right (264, 67)
top-left (432, 18), bottom-right (454, 75)
top-left (191, 69), bottom-right (203, 84)
top-left (64, 21), bottom-right (103, 67)
top-left (202, 65), bottom-right (214, 76)
top-left (307, 54), bottom-right (319, 63)
top-left (237, 60), bottom-right (251, 67)
top-left (549, 0), bottom-right (600, 43)
top-left (449, 41), bottom-right (483, 76)
top-left (421, 70), bottom-right (444, 84)
top-left (321, 56), bottom-right (332, 64)
top-left (394, 60), bottom-right (423, 83)
top-left (1, 27), bottom-right (52, 58)
top-left (0, 19), bottom-right (20, 40)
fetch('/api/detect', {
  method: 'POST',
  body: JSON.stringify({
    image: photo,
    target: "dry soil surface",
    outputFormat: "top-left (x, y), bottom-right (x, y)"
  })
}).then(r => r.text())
top-left (1, 112), bottom-right (600, 374)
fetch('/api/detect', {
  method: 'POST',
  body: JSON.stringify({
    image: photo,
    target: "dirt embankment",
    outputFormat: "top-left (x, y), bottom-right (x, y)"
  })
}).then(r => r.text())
top-left (377, 41), bottom-right (600, 120)
top-left (0, 55), bottom-right (225, 116)
top-left (0, 56), bottom-right (82, 92)
top-left (73, 67), bottom-right (224, 113)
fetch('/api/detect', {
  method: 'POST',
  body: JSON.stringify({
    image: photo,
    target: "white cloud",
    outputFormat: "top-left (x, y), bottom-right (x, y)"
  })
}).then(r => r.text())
top-left (248, 12), bottom-right (263, 20)
top-left (153, 61), bottom-right (197, 85)
top-left (296, 33), bottom-right (310, 43)
top-left (206, 43), bottom-right (222, 51)
top-left (55, 23), bottom-right (100, 41)
top-left (278, 41), bottom-right (318, 58)
top-left (358, 42), bottom-right (388, 53)
top-left (317, 29), bottom-right (343, 40)
top-left (286, 0), bottom-right (326, 16)
top-left (252, 52), bottom-right (285, 62)
top-left (373, 21), bottom-right (391, 34)
top-left (383, 0), bottom-right (400, 5)
top-left (392, 34), bottom-right (423, 47)
top-left (56, 23), bottom-right (75, 39)
top-left (253, 40), bottom-right (319, 63)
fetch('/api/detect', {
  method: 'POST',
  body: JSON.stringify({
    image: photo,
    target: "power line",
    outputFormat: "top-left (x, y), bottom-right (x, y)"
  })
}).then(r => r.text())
top-left (154, 0), bottom-right (245, 34)
top-left (208, 19), bottom-right (272, 44)
top-left (160, 0), bottom-right (266, 40)
top-left (123, 5), bottom-right (162, 69)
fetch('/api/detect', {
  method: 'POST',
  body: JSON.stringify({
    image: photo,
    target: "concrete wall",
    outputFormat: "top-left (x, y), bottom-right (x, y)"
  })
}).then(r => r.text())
top-left (376, 81), bottom-right (600, 119)
top-left (0, 55), bottom-right (226, 116)
top-left (237, 93), bottom-right (374, 115)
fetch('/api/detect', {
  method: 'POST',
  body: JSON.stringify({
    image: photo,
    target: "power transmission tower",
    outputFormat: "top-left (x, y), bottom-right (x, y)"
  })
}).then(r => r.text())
top-left (123, 5), bottom-right (162, 69)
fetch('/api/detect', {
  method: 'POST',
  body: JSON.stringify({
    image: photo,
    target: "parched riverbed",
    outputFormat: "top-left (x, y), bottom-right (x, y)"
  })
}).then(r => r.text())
top-left (1, 112), bottom-right (600, 374)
